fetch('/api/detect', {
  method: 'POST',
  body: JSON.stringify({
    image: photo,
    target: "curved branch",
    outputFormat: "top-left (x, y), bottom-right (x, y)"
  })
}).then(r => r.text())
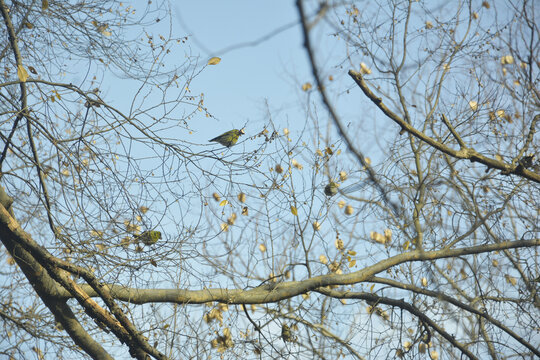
top-left (369, 276), bottom-right (540, 357)
top-left (47, 238), bottom-right (540, 305)
top-left (316, 288), bottom-right (478, 360)
top-left (348, 70), bottom-right (540, 183)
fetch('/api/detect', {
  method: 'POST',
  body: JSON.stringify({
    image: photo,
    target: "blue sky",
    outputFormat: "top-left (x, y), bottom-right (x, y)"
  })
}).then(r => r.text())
top-left (172, 1), bottom-right (310, 139)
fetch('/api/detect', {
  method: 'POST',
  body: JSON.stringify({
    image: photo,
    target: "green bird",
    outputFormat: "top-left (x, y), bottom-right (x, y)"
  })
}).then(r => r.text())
top-left (135, 230), bottom-right (162, 245)
top-left (281, 324), bottom-right (293, 342)
top-left (324, 182), bottom-right (339, 197)
top-left (209, 129), bottom-right (245, 147)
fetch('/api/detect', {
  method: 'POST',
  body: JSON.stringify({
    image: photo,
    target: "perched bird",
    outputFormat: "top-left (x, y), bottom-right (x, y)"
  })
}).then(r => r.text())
top-left (281, 324), bottom-right (293, 342)
top-left (209, 129), bottom-right (245, 147)
top-left (135, 231), bottom-right (162, 245)
top-left (324, 182), bottom-right (339, 197)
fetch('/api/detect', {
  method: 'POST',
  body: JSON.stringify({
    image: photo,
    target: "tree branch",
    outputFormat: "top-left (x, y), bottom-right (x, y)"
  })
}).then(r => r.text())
top-left (348, 70), bottom-right (540, 183)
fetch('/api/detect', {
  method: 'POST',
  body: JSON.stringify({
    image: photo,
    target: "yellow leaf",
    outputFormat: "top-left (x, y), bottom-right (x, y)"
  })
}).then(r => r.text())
top-left (301, 82), bottom-right (312, 91)
top-left (384, 229), bottom-right (392, 243)
top-left (501, 55), bottom-right (514, 65)
top-left (291, 159), bottom-right (303, 170)
top-left (237, 192), bottom-right (246, 203)
top-left (370, 231), bottom-right (386, 244)
top-left (403, 241), bottom-right (410, 250)
top-left (290, 206), bottom-right (298, 216)
top-left (227, 213), bottom-right (237, 225)
top-left (370, 284), bottom-right (375, 292)
top-left (42, 0), bottom-right (49, 10)
top-left (219, 200), bottom-right (228, 207)
top-left (347, 250), bottom-right (357, 256)
top-left (505, 274), bottom-right (517, 286)
top-left (349, 259), bottom-right (356, 268)
top-left (207, 57), bottom-right (221, 65)
top-left (360, 62), bottom-right (372, 75)
top-left (17, 65), bottom-right (29, 82)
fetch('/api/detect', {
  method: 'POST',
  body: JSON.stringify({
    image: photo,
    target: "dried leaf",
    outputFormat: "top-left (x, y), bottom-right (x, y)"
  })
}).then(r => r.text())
top-left (237, 192), bottom-right (246, 203)
top-left (360, 62), bottom-right (371, 74)
top-left (207, 57), bottom-right (221, 65)
top-left (301, 82), bottom-right (312, 91)
top-left (17, 65), bottom-right (29, 82)
top-left (290, 206), bottom-right (298, 216)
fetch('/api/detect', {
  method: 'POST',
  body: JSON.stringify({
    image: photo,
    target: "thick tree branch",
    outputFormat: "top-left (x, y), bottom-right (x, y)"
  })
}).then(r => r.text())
top-left (51, 239), bottom-right (540, 305)
top-left (0, 200), bottom-right (166, 360)
top-left (0, 188), bottom-right (113, 359)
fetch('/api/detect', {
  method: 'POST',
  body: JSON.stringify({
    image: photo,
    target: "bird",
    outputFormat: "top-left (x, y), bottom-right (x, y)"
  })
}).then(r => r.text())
top-left (209, 129), bottom-right (245, 147)
top-left (135, 231), bottom-right (162, 245)
top-left (281, 324), bottom-right (293, 342)
top-left (324, 182), bottom-right (338, 197)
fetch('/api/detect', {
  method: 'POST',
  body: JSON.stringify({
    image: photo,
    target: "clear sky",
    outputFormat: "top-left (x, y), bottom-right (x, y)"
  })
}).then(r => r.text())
top-left (172, 1), bottom-right (311, 140)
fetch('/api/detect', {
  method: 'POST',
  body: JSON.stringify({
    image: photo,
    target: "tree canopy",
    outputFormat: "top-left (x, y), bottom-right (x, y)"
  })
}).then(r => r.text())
top-left (0, 0), bottom-right (538, 359)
